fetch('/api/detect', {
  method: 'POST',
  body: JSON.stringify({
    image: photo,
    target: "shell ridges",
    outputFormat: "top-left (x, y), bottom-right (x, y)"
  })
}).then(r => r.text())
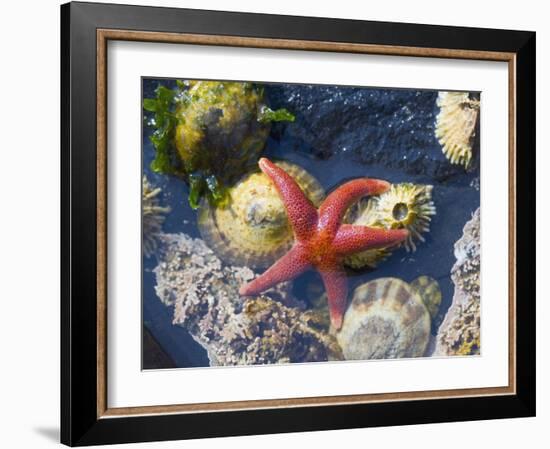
top-left (198, 161), bottom-right (325, 268)
top-left (435, 91), bottom-right (480, 168)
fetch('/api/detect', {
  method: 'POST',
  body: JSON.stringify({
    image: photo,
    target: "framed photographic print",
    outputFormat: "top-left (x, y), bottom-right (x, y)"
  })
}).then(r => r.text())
top-left (60, 1), bottom-right (536, 446)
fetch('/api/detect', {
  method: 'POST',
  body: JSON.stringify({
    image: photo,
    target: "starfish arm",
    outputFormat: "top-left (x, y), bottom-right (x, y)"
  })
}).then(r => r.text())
top-left (332, 224), bottom-right (409, 255)
top-left (258, 158), bottom-right (318, 241)
top-left (318, 178), bottom-right (390, 235)
top-left (320, 267), bottom-right (348, 330)
top-left (239, 245), bottom-right (311, 296)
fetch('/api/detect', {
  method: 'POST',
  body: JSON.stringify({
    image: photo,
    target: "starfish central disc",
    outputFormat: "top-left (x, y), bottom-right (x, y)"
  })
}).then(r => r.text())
top-left (239, 158), bottom-right (409, 329)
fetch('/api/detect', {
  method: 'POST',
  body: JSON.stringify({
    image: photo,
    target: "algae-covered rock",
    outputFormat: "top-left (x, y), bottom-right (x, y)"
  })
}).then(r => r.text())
top-left (434, 208), bottom-right (480, 356)
top-left (144, 80), bottom-right (294, 208)
top-left (154, 233), bottom-right (341, 365)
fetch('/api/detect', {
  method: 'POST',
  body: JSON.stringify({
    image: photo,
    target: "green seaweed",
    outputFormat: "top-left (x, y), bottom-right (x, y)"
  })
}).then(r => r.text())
top-left (205, 174), bottom-right (227, 205)
top-left (186, 173), bottom-right (228, 210)
top-left (188, 173), bottom-right (204, 210)
top-left (258, 106), bottom-right (295, 124)
top-left (143, 84), bottom-right (182, 175)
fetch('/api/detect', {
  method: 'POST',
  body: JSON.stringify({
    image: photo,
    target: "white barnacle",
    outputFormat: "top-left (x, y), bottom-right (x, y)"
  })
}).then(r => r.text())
top-left (435, 92), bottom-right (480, 168)
top-left (142, 175), bottom-right (171, 258)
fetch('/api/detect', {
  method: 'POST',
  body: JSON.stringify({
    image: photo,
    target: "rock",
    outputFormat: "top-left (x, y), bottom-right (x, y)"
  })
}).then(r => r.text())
top-left (266, 84), bottom-right (472, 179)
top-left (434, 208), bottom-right (480, 355)
top-left (154, 233), bottom-right (341, 365)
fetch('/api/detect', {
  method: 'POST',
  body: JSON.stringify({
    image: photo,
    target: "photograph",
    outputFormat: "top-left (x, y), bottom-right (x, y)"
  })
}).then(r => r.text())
top-left (0, 0), bottom-right (541, 446)
top-left (141, 78), bottom-right (482, 369)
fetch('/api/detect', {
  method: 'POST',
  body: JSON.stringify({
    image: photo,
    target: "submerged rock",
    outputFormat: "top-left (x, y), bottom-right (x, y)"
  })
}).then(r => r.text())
top-left (266, 85), bottom-right (469, 179)
top-left (154, 233), bottom-right (341, 366)
top-left (434, 208), bottom-right (480, 356)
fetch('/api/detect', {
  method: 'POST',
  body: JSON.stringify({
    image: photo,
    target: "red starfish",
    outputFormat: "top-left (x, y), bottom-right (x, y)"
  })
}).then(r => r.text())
top-left (239, 158), bottom-right (409, 329)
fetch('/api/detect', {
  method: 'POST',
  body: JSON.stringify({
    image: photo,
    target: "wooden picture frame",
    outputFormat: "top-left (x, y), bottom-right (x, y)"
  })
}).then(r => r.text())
top-left (61, 1), bottom-right (535, 446)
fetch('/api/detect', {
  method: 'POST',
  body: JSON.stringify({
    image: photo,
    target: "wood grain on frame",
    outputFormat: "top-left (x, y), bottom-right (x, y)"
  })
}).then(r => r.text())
top-left (97, 29), bottom-right (108, 418)
top-left (96, 28), bottom-right (517, 419)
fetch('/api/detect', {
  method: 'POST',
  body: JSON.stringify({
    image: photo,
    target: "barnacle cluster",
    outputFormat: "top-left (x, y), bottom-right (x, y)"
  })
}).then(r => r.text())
top-left (442, 300), bottom-right (480, 356)
top-left (142, 175), bottom-right (170, 258)
top-left (154, 233), bottom-right (341, 365)
top-left (435, 208), bottom-right (480, 356)
top-left (435, 91), bottom-right (480, 168)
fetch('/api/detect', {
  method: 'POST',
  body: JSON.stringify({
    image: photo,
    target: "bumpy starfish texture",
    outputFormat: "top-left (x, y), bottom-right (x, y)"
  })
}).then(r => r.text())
top-left (239, 158), bottom-right (409, 329)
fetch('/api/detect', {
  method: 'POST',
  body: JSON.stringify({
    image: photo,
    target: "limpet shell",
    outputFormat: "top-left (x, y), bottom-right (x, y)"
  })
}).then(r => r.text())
top-left (198, 161), bottom-right (324, 268)
top-left (410, 275), bottom-right (442, 320)
top-left (337, 277), bottom-right (438, 360)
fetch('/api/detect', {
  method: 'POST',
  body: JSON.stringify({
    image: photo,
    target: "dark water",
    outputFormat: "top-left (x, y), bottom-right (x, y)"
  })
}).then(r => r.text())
top-left (142, 79), bottom-right (480, 368)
